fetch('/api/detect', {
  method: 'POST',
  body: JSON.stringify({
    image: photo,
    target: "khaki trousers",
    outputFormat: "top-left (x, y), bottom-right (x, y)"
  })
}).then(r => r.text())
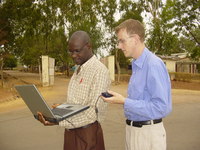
top-left (63, 121), bottom-right (105, 150)
top-left (125, 122), bottom-right (166, 150)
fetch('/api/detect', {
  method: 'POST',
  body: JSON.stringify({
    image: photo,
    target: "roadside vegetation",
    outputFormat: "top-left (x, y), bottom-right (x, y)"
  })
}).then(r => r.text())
top-left (0, 0), bottom-right (199, 86)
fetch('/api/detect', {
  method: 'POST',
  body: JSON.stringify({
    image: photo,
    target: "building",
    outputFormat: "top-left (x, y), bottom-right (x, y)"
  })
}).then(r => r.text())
top-left (159, 53), bottom-right (200, 74)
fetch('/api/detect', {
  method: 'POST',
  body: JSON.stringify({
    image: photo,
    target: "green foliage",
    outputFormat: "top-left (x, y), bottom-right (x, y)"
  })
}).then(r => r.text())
top-left (48, 28), bottom-right (73, 66)
top-left (0, 0), bottom-right (199, 72)
top-left (101, 0), bottom-right (143, 73)
top-left (174, 0), bottom-right (199, 36)
top-left (59, 0), bottom-right (103, 53)
top-left (173, 0), bottom-right (200, 60)
top-left (143, 0), bottom-right (200, 61)
top-left (3, 55), bottom-right (17, 69)
top-left (99, 0), bottom-right (118, 49)
top-left (180, 29), bottom-right (200, 61)
top-left (0, 0), bottom-right (104, 69)
top-left (145, 0), bottom-right (182, 54)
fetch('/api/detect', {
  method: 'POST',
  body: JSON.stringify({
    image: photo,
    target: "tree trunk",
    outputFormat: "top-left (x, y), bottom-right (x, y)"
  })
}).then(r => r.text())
top-left (66, 62), bottom-right (70, 77)
top-left (115, 49), bottom-right (121, 83)
top-left (0, 59), bottom-right (4, 87)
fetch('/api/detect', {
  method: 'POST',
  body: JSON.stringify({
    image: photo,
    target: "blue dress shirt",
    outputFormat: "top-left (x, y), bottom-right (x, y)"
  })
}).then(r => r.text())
top-left (124, 48), bottom-right (172, 121)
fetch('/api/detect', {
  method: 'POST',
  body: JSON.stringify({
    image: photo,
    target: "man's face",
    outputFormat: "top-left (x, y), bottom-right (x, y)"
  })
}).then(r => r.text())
top-left (68, 40), bottom-right (90, 65)
top-left (117, 29), bottom-right (137, 58)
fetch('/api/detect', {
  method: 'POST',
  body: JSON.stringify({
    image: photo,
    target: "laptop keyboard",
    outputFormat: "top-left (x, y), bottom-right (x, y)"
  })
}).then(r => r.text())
top-left (52, 108), bottom-right (73, 116)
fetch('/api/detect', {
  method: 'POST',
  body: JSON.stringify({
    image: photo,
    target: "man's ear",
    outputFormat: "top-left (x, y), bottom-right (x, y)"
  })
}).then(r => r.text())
top-left (134, 34), bottom-right (141, 43)
top-left (87, 43), bottom-right (92, 49)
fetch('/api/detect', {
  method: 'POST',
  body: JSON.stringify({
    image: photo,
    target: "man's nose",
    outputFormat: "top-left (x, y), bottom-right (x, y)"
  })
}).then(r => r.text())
top-left (71, 53), bottom-right (77, 58)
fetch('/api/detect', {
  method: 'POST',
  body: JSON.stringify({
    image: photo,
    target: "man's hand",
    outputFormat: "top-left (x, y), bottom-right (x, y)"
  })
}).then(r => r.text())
top-left (101, 90), bottom-right (126, 104)
top-left (37, 112), bottom-right (58, 126)
top-left (52, 103), bottom-right (61, 108)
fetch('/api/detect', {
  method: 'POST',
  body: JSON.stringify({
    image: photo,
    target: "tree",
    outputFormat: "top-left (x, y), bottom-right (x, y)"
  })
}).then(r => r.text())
top-left (0, 0), bottom-right (106, 74)
top-left (0, 0), bottom-right (17, 86)
top-left (0, 45), bottom-right (8, 87)
top-left (141, 0), bottom-right (181, 55)
top-left (179, 28), bottom-right (200, 61)
top-left (59, 0), bottom-right (103, 54)
top-left (48, 27), bottom-right (72, 76)
top-left (100, 0), bottom-right (143, 82)
top-left (0, 0), bottom-right (41, 73)
top-left (174, 0), bottom-right (200, 61)
top-left (3, 55), bottom-right (17, 69)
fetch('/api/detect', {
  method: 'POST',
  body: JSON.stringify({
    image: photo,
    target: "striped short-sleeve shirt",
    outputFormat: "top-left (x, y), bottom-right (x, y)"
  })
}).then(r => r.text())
top-left (59, 55), bottom-right (111, 129)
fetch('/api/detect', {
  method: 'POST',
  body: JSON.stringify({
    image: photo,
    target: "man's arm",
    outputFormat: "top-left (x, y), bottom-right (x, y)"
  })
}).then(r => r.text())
top-left (102, 64), bottom-right (172, 120)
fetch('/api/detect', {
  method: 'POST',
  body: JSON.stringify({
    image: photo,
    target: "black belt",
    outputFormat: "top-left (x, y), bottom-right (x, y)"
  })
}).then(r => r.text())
top-left (126, 119), bottom-right (162, 128)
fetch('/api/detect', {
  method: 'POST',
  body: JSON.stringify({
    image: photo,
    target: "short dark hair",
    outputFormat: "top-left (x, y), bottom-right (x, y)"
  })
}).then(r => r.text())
top-left (115, 19), bottom-right (145, 42)
top-left (69, 30), bottom-right (91, 45)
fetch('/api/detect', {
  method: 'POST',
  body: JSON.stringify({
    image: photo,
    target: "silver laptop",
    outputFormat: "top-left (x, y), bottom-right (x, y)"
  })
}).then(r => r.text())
top-left (15, 85), bottom-right (89, 123)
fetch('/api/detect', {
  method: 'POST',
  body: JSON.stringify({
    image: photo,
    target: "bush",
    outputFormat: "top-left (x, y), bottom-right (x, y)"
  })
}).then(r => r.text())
top-left (115, 72), bottom-right (200, 83)
top-left (3, 55), bottom-right (17, 69)
top-left (169, 72), bottom-right (200, 82)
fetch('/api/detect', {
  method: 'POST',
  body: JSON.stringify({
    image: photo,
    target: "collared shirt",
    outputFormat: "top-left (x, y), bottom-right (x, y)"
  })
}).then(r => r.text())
top-left (59, 55), bottom-right (111, 129)
top-left (124, 48), bottom-right (172, 121)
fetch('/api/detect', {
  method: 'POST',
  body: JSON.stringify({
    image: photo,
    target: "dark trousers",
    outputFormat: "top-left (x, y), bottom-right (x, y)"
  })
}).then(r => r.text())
top-left (63, 121), bottom-right (105, 150)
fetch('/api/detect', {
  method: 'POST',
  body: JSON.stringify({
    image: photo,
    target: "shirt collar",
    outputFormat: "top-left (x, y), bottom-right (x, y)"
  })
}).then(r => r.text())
top-left (132, 48), bottom-right (149, 69)
top-left (75, 55), bottom-right (96, 73)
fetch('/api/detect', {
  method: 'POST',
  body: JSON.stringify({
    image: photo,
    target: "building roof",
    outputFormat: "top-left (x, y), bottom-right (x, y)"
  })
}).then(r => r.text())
top-left (157, 53), bottom-right (188, 61)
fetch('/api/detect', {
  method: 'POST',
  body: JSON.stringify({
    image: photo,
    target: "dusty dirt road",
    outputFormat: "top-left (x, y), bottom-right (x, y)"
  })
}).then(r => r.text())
top-left (0, 71), bottom-right (200, 150)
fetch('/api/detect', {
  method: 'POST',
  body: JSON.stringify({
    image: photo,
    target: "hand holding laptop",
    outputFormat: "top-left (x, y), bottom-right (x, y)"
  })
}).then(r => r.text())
top-left (37, 112), bottom-right (58, 126)
top-left (37, 103), bottom-right (61, 126)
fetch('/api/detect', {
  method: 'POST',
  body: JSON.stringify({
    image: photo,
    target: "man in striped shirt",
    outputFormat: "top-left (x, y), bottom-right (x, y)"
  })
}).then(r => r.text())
top-left (38, 31), bottom-right (111, 150)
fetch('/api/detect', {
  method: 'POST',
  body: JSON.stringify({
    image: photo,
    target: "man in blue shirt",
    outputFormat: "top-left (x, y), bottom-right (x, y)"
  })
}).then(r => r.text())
top-left (102, 19), bottom-right (172, 150)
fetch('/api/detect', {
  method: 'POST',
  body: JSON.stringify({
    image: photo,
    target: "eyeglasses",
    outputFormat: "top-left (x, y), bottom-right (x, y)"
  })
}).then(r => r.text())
top-left (68, 42), bottom-right (88, 55)
top-left (117, 36), bottom-right (134, 45)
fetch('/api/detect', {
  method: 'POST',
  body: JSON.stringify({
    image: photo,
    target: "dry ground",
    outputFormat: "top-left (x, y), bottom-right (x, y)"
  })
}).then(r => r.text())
top-left (0, 71), bottom-right (200, 115)
top-left (1, 71), bottom-right (200, 91)
top-left (1, 72), bottom-right (200, 103)
top-left (0, 71), bottom-right (200, 150)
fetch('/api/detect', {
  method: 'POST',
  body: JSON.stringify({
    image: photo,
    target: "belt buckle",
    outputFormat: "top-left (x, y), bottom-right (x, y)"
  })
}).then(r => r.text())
top-left (136, 123), bottom-right (143, 128)
top-left (131, 121), bottom-right (143, 128)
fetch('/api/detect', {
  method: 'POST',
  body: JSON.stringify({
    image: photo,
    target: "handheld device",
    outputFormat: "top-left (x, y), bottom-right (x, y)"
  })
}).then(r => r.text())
top-left (101, 92), bottom-right (113, 98)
